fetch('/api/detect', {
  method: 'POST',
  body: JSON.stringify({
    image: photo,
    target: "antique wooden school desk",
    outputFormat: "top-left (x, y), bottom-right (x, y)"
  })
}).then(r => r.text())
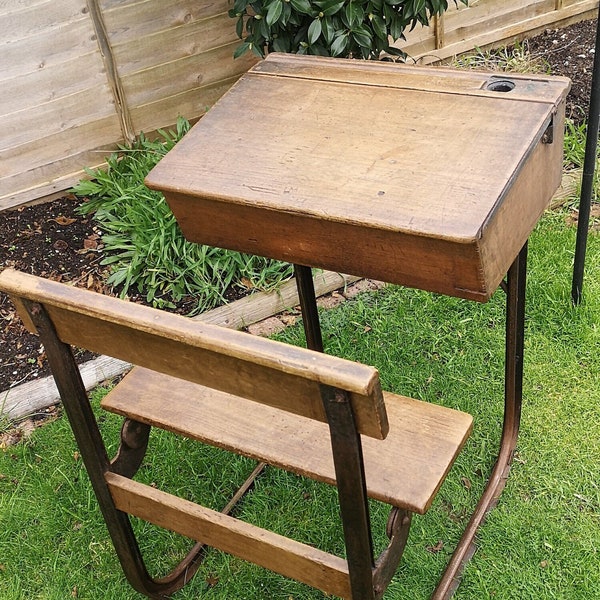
top-left (145, 53), bottom-right (570, 597)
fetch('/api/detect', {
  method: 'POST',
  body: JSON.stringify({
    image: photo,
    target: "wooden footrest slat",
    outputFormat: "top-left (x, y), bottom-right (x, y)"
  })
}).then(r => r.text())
top-left (102, 367), bottom-right (472, 514)
top-left (105, 472), bottom-right (351, 599)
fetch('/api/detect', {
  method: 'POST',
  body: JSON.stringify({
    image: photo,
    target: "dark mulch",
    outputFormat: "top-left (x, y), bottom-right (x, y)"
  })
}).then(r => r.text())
top-left (1, 18), bottom-right (598, 395)
top-left (527, 18), bottom-right (597, 124)
top-left (1, 197), bottom-right (107, 391)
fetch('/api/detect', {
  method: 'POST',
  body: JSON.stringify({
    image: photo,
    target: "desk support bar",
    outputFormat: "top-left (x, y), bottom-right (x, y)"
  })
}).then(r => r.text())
top-left (433, 242), bottom-right (528, 599)
top-left (294, 265), bottom-right (324, 352)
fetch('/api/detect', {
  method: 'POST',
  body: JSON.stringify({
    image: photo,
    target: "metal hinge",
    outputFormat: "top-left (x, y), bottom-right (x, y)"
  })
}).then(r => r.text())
top-left (542, 115), bottom-right (555, 144)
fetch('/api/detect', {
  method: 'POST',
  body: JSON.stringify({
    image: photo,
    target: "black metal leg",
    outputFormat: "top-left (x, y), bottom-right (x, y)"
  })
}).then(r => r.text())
top-left (294, 264), bottom-right (324, 352)
top-left (21, 300), bottom-right (166, 597)
top-left (320, 384), bottom-right (375, 600)
top-left (572, 4), bottom-right (600, 305)
top-left (432, 242), bottom-right (528, 599)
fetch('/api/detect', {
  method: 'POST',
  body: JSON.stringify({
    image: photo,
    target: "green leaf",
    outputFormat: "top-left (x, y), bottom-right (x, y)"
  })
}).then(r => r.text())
top-left (308, 18), bottom-right (322, 45)
top-left (233, 41), bottom-right (251, 58)
top-left (344, 2), bottom-right (364, 27)
top-left (236, 15), bottom-right (244, 38)
top-left (272, 32), bottom-right (292, 52)
top-left (389, 16), bottom-right (404, 41)
top-left (370, 13), bottom-right (387, 40)
top-left (233, 0), bottom-right (249, 13)
top-left (309, 43), bottom-right (330, 56)
top-left (330, 31), bottom-right (348, 56)
top-left (266, 0), bottom-right (283, 26)
top-left (351, 25), bottom-right (372, 49)
top-left (321, 15), bottom-right (336, 43)
top-left (386, 46), bottom-right (406, 57)
top-left (289, 0), bottom-right (313, 15)
top-left (316, 0), bottom-right (345, 17)
top-left (251, 41), bottom-right (266, 57)
top-left (281, 0), bottom-right (292, 25)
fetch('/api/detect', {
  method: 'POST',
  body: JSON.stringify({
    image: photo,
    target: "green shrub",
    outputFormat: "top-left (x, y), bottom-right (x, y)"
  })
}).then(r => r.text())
top-left (230, 0), bottom-right (467, 59)
top-left (73, 118), bottom-right (292, 314)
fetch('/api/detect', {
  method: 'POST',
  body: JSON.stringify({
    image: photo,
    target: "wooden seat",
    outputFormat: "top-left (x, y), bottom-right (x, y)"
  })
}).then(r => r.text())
top-left (0, 268), bottom-right (472, 600)
top-left (103, 366), bottom-right (471, 514)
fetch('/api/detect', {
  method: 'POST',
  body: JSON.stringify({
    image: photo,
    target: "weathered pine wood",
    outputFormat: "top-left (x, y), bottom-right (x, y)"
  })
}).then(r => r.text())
top-left (0, 0), bottom-right (84, 43)
top-left (0, 0), bottom-right (255, 209)
top-left (0, 115), bottom-right (121, 195)
top-left (0, 86), bottom-right (118, 151)
top-left (146, 54), bottom-right (569, 301)
top-left (105, 472), bottom-right (353, 599)
top-left (0, 0), bottom-right (119, 204)
top-left (0, 269), bottom-right (388, 438)
top-left (199, 270), bottom-right (360, 328)
top-left (1, 52), bottom-right (108, 118)
top-left (99, 0), bottom-right (234, 44)
top-left (99, 0), bottom-right (258, 136)
top-left (102, 367), bottom-right (473, 513)
top-left (121, 43), bottom-right (257, 125)
top-left (106, 13), bottom-right (243, 76)
top-left (0, 270), bottom-right (360, 421)
top-left (0, 0), bottom-right (47, 17)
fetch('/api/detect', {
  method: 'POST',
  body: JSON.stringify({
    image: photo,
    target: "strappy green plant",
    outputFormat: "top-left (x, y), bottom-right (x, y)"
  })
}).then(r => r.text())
top-left (73, 118), bottom-right (292, 314)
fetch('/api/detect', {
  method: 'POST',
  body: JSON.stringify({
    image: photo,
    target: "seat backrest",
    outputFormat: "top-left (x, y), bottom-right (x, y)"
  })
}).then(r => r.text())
top-left (0, 268), bottom-right (388, 439)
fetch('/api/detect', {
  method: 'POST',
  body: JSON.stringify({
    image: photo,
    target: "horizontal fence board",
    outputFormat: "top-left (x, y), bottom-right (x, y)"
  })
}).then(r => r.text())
top-left (400, 0), bottom-right (599, 63)
top-left (0, 53), bottom-right (109, 118)
top-left (0, 0), bottom-right (86, 44)
top-left (0, 0), bottom-right (48, 17)
top-left (100, 0), bottom-right (230, 44)
top-left (0, 85), bottom-right (118, 153)
top-left (109, 13), bottom-right (245, 76)
top-left (0, 166), bottom-right (105, 211)
top-left (0, 18), bottom-right (101, 82)
top-left (129, 75), bottom-right (251, 134)
top-left (0, 116), bottom-right (121, 186)
top-left (2, 0), bottom-right (598, 210)
top-left (121, 43), bottom-right (257, 110)
top-left (442, 0), bottom-right (555, 43)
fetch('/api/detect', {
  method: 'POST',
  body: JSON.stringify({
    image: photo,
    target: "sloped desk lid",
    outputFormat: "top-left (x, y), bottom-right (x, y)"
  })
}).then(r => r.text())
top-left (146, 54), bottom-right (570, 301)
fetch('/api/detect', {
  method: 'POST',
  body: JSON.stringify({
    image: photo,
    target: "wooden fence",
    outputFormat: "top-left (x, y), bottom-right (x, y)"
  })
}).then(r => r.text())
top-left (1, 0), bottom-right (598, 211)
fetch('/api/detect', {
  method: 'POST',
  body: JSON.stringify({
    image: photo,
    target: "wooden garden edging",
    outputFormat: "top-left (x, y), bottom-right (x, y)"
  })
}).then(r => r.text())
top-left (1, 0), bottom-right (598, 211)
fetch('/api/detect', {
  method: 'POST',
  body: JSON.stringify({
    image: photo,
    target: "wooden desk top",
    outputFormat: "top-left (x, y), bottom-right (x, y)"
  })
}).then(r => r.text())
top-left (146, 54), bottom-right (570, 301)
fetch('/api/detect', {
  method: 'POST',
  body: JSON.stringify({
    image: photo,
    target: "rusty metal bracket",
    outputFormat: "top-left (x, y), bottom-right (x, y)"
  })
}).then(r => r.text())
top-left (110, 419), bottom-right (151, 478)
top-left (372, 508), bottom-right (412, 598)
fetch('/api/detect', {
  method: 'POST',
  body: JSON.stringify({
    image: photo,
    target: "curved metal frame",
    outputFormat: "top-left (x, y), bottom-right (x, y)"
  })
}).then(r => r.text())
top-left (20, 298), bottom-right (268, 599)
top-left (294, 241), bottom-right (528, 599)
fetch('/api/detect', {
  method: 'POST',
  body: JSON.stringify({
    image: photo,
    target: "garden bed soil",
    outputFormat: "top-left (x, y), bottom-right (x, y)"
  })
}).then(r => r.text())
top-left (1, 18), bottom-right (599, 395)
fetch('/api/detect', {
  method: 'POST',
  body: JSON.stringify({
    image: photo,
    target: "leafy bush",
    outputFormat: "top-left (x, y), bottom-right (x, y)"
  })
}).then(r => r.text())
top-left (73, 118), bottom-right (292, 314)
top-left (230, 0), bottom-right (467, 59)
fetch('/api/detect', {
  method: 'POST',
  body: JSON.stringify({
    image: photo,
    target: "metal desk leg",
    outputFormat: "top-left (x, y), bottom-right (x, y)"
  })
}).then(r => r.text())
top-left (294, 264), bottom-right (324, 352)
top-left (433, 242), bottom-right (528, 599)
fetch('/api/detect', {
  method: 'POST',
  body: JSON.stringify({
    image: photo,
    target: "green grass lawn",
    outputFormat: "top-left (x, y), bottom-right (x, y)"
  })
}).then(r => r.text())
top-left (0, 210), bottom-right (598, 599)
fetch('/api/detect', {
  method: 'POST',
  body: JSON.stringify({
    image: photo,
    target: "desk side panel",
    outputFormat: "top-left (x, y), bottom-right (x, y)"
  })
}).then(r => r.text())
top-left (479, 102), bottom-right (566, 288)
